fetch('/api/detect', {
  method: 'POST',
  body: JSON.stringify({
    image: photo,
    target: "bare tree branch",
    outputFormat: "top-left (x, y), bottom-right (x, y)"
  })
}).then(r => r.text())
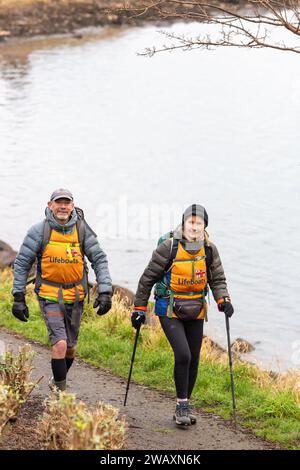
top-left (116, 0), bottom-right (300, 54)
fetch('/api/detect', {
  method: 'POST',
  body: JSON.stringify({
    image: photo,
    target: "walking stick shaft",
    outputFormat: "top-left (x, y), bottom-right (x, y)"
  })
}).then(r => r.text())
top-left (124, 325), bottom-right (141, 407)
top-left (225, 316), bottom-right (237, 426)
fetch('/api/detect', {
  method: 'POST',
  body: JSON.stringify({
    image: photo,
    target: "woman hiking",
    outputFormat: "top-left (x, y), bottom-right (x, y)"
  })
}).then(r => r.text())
top-left (131, 204), bottom-right (234, 426)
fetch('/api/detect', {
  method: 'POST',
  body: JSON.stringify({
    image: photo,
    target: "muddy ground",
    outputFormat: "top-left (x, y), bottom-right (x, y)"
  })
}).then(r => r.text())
top-left (0, 328), bottom-right (279, 451)
top-left (0, 0), bottom-right (250, 40)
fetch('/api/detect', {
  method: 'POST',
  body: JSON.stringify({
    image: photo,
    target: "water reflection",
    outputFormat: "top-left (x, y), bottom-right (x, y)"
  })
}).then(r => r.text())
top-left (0, 23), bottom-right (299, 370)
top-left (0, 27), bottom-right (126, 84)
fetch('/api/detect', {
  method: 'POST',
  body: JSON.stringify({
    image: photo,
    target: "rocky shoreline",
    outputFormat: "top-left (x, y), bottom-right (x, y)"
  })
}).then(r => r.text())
top-left (0, 0), bottom-right (247, 41)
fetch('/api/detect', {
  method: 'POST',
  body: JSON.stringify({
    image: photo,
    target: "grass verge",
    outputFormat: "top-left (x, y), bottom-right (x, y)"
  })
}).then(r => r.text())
top-left (0, 269), bottom-right (299, 449)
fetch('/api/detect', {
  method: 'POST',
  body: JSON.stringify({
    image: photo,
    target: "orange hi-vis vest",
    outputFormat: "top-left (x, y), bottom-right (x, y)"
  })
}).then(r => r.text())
top-left (167, 242), bottom-right (208, 320)
top-left (37, 226), bottom-right (86, 303)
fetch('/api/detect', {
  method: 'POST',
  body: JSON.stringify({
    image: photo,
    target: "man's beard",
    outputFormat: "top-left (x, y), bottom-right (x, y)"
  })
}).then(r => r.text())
top-left (56, 213), bottom-right (69, 223)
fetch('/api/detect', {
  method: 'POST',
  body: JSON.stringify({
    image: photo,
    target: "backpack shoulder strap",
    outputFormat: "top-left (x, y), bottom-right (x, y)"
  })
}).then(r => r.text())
top-left (41, 220), bottom-right (52, 254)
top-left (165, 236), bottom-right (179, 272)
top-left (76, 219), bottom-right (86, 249)
top-left (75, 207), bottom-right (98, 254)
top-left (74, 208), bottom-right (86, 255)
top-left (157, 230), bottom-right (173, 247)
top-left (205, 244), bottom-right (213, 268)
top-left (156, 229), bottom-right (179, 273)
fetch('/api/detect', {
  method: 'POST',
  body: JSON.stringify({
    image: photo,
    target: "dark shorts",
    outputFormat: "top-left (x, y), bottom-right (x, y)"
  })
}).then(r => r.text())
top-left (38, 298), bottom-right (84, 348)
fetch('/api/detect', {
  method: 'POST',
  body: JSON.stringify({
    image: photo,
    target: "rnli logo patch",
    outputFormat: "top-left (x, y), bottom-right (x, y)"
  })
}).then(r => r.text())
top-left (71, 248), bottom-right (79, 258)
top-left (195, 270), bottom-right (206, 278)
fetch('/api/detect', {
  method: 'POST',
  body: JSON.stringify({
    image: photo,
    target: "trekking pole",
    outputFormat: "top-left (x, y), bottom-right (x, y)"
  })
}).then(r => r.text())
top-left (124, 324), bottom-right (141, 407)
top-left (225, 315), bottom-right (237, 427)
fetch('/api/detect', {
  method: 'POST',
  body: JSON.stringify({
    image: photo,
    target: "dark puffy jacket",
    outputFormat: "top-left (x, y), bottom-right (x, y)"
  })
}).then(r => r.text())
top-left (134, 232), bottom-right (229, 308)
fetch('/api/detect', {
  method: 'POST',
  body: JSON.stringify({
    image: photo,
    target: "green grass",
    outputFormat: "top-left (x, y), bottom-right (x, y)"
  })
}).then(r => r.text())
top-left (1, 271), bottom-right (300, 449)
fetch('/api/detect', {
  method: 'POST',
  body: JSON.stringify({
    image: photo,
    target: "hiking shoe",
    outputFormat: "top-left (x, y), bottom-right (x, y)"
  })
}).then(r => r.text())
top-left (48, 376), bottom-right (56, 391)
top-left (173, 402), bottom-right (191, 426)
top-left (187, 404), bottom-right (197, 425)
top-left (48, 376), bottom-right (66, 392)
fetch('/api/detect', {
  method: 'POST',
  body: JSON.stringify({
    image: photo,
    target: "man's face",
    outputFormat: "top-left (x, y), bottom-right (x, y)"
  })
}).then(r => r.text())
top-left (183, 215), bottom-right (205, 241)
top-left (48, 198), bottom-right (74, 224)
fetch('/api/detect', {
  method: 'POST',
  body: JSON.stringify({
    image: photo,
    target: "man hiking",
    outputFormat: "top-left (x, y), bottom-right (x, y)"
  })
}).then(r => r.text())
top-left (12, 188), bottom-right (112, 391)
top-left (131, 204), bottom-right (234, 426)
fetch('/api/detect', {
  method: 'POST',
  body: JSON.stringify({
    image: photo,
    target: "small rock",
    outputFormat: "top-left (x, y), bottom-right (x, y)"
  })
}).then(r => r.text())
top-left (0, 30), bottom-right (10, 41)
top-left (90, 282), bottom-right (134, 307)
top-left (107, 14), bottom-right (122, 25)
top-left (231, 338), bottom-right (255, 354)
top-left (0, 240), bottom-right (17, 269)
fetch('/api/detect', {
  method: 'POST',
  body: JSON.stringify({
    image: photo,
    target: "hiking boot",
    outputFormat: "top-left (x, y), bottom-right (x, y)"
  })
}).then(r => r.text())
top-left (48, 376), bottom-right (66, 392)
top-left (187, 403), bottom-right (197, 425)
top-left (48, 376), bottom-right (56, 391)
top-left (173, 402), bottom-right (191, 426)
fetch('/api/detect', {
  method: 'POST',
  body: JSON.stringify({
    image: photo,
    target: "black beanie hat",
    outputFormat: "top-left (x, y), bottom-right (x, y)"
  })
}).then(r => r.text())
top-left (182, 204), bottom-right (208, 228)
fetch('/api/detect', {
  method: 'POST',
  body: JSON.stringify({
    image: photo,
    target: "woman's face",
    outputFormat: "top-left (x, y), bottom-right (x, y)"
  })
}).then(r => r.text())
top-left (183, 215), bottom-right (205, 241)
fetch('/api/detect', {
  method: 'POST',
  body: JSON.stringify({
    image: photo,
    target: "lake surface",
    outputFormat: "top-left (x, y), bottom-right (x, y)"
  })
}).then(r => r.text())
top-left (0, 23), bottom-right (299, 370)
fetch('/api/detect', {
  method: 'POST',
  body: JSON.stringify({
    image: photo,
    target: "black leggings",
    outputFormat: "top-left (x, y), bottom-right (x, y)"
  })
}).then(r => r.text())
top-left (159, 317), bottom-right (204, 399)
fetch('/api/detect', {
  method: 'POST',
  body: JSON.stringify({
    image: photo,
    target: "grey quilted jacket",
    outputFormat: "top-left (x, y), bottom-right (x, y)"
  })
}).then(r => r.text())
top-left (12, 208), bottom-right (112, 295)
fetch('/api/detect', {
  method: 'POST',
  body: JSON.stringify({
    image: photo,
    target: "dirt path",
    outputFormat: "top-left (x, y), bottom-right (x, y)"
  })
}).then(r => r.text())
top-left (0, 328), bottom-right (277, 450)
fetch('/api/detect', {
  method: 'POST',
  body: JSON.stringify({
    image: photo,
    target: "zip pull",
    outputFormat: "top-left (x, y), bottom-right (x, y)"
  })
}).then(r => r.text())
top-left (66, 244), bottom-right (73, 261)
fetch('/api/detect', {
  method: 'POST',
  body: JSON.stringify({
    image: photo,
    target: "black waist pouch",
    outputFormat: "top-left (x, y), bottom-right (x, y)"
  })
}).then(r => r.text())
top-left (173, 297), bottom-right (203, 321)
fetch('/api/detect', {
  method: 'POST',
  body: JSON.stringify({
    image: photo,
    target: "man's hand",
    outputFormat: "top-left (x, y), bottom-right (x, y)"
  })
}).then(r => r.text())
top-left (217, 297), bottom-right (234, 318)
top-left (131, 310), bottom-right (146, 330)
top-left (93, 292), bottom-right (112, 316)
top-left (12, 293), bottom-right (29, 322)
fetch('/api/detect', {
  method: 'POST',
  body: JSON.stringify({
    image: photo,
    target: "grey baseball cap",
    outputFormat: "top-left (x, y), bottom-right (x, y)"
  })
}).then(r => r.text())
top-left (50, 188), bottom-right (73, 201)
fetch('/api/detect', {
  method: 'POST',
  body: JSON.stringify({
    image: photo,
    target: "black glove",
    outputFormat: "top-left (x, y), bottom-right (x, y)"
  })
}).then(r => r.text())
top-left (12, 292), bottom-right (29, 322)
top-left (131, 310), bottom-right (146, 330)
top-left (218, 297), bottom-right (234, 318)
top-left (93, 292), bottom-right (112, 316)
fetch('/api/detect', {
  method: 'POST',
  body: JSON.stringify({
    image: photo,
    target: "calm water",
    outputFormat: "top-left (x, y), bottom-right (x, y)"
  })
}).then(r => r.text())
top-left (0, 23), bottom-right (299, 370)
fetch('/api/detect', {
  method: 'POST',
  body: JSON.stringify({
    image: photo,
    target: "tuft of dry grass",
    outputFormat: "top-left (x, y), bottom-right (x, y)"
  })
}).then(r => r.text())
top-left (0, 344), bottom-right (41, 433)
top-left (83, 291), bottom-right (133, 332)
top-left (0, 344), bottom-right (35, 393)
top-left (104, 292), bottom-right (133, 332)
top-left (201, 336), bottom-right (229, 365)
top-left (0, 268), bottom-right (13, 283)
top-left (37, 391), bottom-right (127, 450)
top-left (241, 362), bottom-right (300, 405)
top-left (0, 384), bottom-right (19, 433)
top-left (275, 369), bottom-right (300, 403)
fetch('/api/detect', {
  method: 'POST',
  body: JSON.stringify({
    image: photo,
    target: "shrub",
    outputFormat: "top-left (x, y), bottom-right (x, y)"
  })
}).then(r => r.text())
top-left (38, 391), bottom-right (127, 450)
top-left (0, 344), bottom-right (40, 433)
